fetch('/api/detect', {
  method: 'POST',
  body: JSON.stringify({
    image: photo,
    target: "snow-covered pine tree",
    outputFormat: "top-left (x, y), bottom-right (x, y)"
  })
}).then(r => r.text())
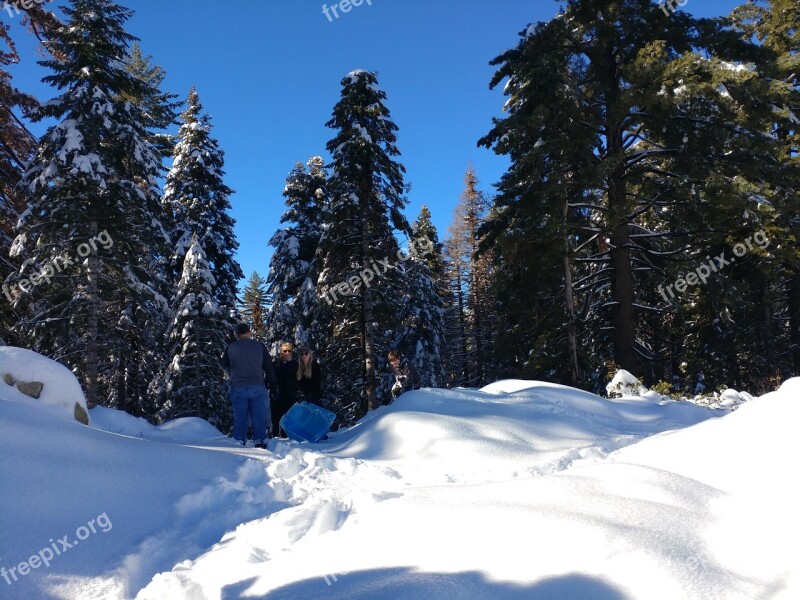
top-left (395, 205), bottom-right (446, 387)
top-left (105, 44), bottom-right (179, 416)
top-left (239, 271), bottom-right (268, 341)
top-left (156, 86), bottom-right (242, 418)
top-left (161, 235), bottom-right (231, 428)
top-left (11, 0), bottom-right (171, 408)
top-left (315, 69), bottom-right (410, 417)
top-left (163, 86), bottom-right (243, 320)
top-left (265, 156), bottom-right (327, 350)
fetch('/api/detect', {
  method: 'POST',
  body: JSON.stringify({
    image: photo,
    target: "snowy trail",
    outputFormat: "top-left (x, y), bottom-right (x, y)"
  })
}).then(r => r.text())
top-left (129, 383), bottom-right (720, 599)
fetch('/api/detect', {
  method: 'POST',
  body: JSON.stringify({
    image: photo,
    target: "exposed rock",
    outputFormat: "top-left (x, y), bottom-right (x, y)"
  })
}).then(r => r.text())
top-left (74, 403), bottom-right (89, 425)
top-left (3, 373), bottom-right (14, 386)
top-left (16, 380), bottom-right (44, 399)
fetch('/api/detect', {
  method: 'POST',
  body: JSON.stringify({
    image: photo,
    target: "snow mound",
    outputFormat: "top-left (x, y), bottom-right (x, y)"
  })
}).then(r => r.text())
top-left (0, 346), bottom-right (89, 424)
top-left (90, 405), bottom-right (226, 443)
top-left (304, 382), bottom-right (719, 485)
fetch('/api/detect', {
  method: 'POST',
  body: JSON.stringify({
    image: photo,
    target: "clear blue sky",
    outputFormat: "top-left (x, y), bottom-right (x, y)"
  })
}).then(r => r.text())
top-left (8, 0), bottom-right (743, 284)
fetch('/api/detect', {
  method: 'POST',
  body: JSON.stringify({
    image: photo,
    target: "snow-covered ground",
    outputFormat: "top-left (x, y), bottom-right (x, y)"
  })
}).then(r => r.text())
top-left (1, 351), bottom-right (797, 599)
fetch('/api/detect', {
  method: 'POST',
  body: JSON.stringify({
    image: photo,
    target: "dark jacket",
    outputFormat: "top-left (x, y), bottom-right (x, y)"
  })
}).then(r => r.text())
top-left (389, 356), bottom-right (421, 394)
top-left (297, 361), bottom-right (322, 402)
top-left (224, 339), bottom-right (277, 389)
top-left (274, 358), bottom-right (299, 402)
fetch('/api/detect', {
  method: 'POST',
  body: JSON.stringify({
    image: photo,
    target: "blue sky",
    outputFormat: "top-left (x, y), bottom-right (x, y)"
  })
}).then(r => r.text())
top-left (8, 0), bottom-right (743, 284)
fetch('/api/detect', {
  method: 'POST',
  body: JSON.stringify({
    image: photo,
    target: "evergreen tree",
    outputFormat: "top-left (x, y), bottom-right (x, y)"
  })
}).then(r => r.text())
top-left (110, 45), bottom-right (178, 416)
top-left (731, 0), bottom-right (800, 377)
top-left (315, 69), bottom-right (410, 418)
top-left (11, 0), bottom-right (171, 407)
top-left (163, 86), bottom-right (241, 324)
top-left (160, 235), bottom-right (230, 429)
top-left (123, 41), bottom-right (180, 158)
top-left (442, 229), bottom-right (470, 386)
top-left (239, 271), bottom-right (268, 340)
top-left (443, 167), bottom-right (497, 387)
top-left (1, 6), bottom-right (59, 346)
top-left (480, 0), bottom-right (790, 390)
top-left (395, 205), bottom-right (446, 387)
top-left (265, 156), bottom-right (326, 350)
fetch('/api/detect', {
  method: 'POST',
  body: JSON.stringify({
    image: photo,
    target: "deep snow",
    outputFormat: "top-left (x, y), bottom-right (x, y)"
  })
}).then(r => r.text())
top-left (1, 352), bottom-right (797, 599)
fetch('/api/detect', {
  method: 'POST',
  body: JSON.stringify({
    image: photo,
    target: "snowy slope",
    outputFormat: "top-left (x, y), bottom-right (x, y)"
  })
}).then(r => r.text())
top-left (1, 376), bottom-right (796, 599)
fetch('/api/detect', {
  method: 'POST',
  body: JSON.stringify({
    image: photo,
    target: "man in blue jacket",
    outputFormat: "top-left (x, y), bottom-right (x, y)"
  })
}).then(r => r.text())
top-left (223, 323), bottom-right (278, 448)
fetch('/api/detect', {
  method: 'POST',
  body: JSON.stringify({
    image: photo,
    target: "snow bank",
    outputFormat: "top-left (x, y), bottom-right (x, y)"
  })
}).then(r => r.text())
top-left (0, 346), bottom-right (89, 424)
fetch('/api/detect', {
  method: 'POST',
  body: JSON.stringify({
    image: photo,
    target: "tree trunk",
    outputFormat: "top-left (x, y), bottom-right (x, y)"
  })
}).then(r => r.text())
top-left (608, 171), bottom-right (639, 375)
top-left (455, 264), bottom-right (469, 386)
top-left (85, 221), bottom-right (99, 408)
top-left (359, 184), bottom-right (377, 411)
top-left (195, 314), bottom-right (202, 417)
top-left (470, 267), bottom-right (484, 387)
top-left (790, 268), bottom-right (800, 375)
top-left (563, 200), bottom-right (579, 385)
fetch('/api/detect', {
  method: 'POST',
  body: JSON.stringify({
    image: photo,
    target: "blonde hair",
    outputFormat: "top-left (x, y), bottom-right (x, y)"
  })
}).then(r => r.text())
top-left (297, 348), bottom-right (313, 380)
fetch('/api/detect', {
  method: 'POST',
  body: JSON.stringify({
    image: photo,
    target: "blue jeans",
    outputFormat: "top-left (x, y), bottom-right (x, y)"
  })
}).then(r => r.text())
top-left (231, 386), bottom-right (270, 445)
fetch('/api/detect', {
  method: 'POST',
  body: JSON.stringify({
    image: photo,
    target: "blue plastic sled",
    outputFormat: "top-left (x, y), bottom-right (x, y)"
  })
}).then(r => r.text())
top-left (280, 401), bottom-right (336, 443)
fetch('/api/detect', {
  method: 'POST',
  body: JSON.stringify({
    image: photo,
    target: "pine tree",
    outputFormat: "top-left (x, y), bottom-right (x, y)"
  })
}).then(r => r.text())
top-left (443, 167), bottom-right (497, 387)
top-left (395, 206), bottom-right (446, 387)
top-left (163, 86), bottom-right (241, 329)
top-left (11, 0), bottom-right (171, 407)
top-left (442, 230), bottom-right (470, 386)
top-left (265, 156), bottom-right (326, 350)
top-left (161, 235), bottom-right (231, 429)
top-left (480, 0), bottom-right (790, 390)
top-left (1, 7), bottom-right (59, 346)
top-left (731, 0), bottom-right (800, 377)
top-left (123, 41), bottom-right (180, 158)
top-left (239, 271), bottom-right (268, 340)
top-left (109, 44), bottom-right (178, 415)
top-left (316, 69), bottom-right (410, 418)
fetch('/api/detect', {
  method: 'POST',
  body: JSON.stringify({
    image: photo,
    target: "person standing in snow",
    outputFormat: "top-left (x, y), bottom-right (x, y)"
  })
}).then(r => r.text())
top-left (296, 346), bottom-right (322, 403)
top-left (223, 323), bottom-right (278, 448)
top-left (272, 342), bottom-right (299, 436)
top-left (387, 350), bottom-right (421, 400)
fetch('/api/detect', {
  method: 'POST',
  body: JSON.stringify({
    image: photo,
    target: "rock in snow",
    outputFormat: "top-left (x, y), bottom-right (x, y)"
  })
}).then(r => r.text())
top-left (0, 346), bottom-right (90, 425)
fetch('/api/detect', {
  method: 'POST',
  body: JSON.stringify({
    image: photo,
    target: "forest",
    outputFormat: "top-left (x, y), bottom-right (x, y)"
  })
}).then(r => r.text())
top-left (1, 0), bottom-right (798, 431)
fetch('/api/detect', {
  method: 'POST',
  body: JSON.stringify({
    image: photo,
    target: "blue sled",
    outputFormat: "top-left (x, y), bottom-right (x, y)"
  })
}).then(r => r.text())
top-left (280, 401), bottom-right (336, 443)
